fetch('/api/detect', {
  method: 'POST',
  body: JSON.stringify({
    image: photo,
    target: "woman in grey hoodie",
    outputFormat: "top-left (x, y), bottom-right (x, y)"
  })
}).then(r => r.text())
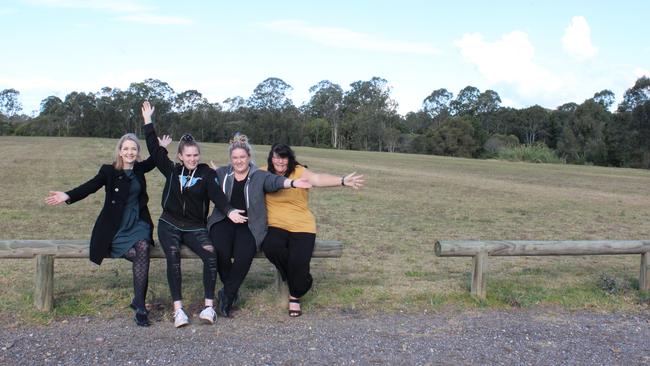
top-left (207, 134), bottom-right (310, 317)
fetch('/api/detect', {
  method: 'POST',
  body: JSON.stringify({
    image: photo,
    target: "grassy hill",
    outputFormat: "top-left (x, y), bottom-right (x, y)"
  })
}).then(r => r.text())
top-left (1, 136), bottom-right (649, 324)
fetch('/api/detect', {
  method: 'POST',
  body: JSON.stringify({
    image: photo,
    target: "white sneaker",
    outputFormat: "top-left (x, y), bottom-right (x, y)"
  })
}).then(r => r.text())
top-left (174, 308), bottom-right (189, 328)
top-left (199, 306), bottom-right (217, 325)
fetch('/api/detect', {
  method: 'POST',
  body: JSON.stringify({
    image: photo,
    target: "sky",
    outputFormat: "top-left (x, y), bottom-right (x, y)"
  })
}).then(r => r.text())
top-left (1, 0), bottom-right (649, 116)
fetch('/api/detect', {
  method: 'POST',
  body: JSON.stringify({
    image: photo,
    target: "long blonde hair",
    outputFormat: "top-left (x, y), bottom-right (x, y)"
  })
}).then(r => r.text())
top-left (113, 133), bottom-right (142, 170)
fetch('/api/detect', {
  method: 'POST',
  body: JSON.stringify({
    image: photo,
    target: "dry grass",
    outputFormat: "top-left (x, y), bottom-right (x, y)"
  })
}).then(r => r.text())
top-left (1, 136), bottom-right (649, 324)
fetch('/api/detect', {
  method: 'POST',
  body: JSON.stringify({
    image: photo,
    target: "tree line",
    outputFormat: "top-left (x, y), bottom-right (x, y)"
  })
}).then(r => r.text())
top-left (1, 76), bottom-right (650, 168)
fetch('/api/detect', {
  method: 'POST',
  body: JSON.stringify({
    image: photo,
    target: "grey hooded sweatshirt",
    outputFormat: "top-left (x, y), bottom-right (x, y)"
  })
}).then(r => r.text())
top-left (207, 163), bottom-right (287, 249)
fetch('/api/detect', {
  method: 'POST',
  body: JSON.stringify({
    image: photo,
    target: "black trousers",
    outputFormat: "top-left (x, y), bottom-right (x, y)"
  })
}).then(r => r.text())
top-left (157, 220), bottom-right (218, 301)
top-left (209, 220), bottom-right (257, 299)
top-left (261, 226), bottom-right (315, 298)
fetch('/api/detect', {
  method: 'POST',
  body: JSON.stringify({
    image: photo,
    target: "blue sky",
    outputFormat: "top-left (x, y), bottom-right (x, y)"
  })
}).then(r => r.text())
top-left (1, 0), bottom-right (648, 116)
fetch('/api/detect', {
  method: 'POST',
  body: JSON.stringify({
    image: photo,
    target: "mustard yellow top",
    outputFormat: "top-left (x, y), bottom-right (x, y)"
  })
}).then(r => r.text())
top-left (264, 165), bottom-right (316, 233)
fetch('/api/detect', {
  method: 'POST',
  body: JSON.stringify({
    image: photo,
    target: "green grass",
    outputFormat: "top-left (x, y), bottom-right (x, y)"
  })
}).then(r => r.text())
top-left (1, 136), bottom-right (650, 325)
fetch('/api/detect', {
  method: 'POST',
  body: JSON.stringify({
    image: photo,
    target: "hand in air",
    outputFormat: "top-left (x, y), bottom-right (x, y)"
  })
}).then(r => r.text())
top-left (158, 134), bottom-right (172, 148)
top-left (343, 172), bottom-right (364, 189)
top-left (44, 191), bottom-right (70, 205)
top-left (141, 101), bottom-right (155, 124)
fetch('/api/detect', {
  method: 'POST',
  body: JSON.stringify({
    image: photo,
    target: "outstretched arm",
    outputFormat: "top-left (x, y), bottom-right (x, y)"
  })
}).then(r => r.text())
top-left (302, 169), bottom-right (364, 189)
top-left (45, 166), bottom-right (108, 205)
top-left (45, 191), bottom-right (70, 205)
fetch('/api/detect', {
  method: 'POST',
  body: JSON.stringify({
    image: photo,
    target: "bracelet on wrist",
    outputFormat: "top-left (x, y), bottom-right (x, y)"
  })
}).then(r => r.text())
top-left (290, 179), bottom-right (295, 188)
top-left (341, 176), bottom-right (345, 186)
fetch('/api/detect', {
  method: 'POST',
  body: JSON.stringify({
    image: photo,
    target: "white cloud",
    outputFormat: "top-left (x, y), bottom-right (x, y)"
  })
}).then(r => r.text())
top-left (23, 0), bottom-right (192, 25)
top-left (562, 16), bottom-right (598, 60)
top-left (635, 67), bottom-right (650, 78)
top-left (23, 0), bottom-right (149, 13)
top-left (263, 20), bottom-right (440, 56)
top-left (116, 14), bottom-right (192, 25)
top-left (455, 31), bottom-right (563, 96)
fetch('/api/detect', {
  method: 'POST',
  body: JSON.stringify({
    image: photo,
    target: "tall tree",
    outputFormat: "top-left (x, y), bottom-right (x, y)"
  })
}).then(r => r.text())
top-left (518, 105), bottom-right (549, 145)
top-left (307, 80), bottom-right (343, 148)
top-left (247, 77), bottom-right (294, 110)
top-left (475, 89), bottom-right (502, 135)
top-left (222, 96), bottom-right (246, 112)
top-left (175, 90), bottom-right (208, 113)
top-left (617, 76), bottom-right (650, 112)
top-left (422, 88), bottom-right (453, 128)
top-left (341, 77), bottom-right (397, 150)
top-left (558, 99), bottom-right (610, 164)
top-left (0, 88), bottom-right (23, 117)
top-left (592, 89), bottom-right (615, 110)
top-left (450, 86), bottom-right (480, 116)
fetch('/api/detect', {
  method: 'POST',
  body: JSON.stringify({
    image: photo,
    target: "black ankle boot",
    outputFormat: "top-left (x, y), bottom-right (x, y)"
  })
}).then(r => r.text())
top-left (134, 309), bottom-right (150, 327)
top-left (217, 288), bottom-right (232, 318)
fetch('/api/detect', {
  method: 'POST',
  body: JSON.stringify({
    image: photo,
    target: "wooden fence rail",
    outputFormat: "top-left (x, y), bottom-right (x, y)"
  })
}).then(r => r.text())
top-left (0, 239), bottom-right (343, 311)
top-left (435, 240), bottom-right (650, 299)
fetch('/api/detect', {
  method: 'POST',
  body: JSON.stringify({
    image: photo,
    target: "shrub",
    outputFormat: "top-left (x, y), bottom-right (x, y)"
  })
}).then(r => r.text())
top-left (496, 143), bottom-right (564, 164)
top-left (483, 134), bottom-right (520, 156)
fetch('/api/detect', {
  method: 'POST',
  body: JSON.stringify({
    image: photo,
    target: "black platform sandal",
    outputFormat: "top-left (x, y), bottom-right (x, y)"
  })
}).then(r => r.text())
top-left (288, 298), bottom-right (302, 317)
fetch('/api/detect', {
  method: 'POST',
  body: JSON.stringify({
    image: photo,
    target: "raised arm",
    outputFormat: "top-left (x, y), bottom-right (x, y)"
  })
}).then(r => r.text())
top-left (142, 101), bottom-right (174, 176)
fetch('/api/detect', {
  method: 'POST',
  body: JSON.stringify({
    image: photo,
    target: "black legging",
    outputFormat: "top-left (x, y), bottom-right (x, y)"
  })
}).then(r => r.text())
top-left (261, 227), bottom-right (315, 298)
top-left (157, 220), bottom-right (218, 301)
top-left (209, 219), bottom-right (257, 299)
top-left (121, 239), bottom-right (150, 311)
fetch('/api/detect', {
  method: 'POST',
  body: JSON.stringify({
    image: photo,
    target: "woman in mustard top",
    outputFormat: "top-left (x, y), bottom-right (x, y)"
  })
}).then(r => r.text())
top-left (262, 143), bottom-right (363, 316)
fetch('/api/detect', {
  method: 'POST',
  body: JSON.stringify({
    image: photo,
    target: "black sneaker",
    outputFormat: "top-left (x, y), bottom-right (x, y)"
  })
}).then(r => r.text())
top-left (134, 309), bottom-right (150, 327)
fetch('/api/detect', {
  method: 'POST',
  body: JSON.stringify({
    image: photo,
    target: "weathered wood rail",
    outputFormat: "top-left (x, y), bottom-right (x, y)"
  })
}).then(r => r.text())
top-left (0, 239), bottom-right (343, 311)
top-left (435, 240), bottom-right (650, 299)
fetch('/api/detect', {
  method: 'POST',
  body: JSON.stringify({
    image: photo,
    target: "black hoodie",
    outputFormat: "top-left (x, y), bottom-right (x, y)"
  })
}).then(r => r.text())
top-left (144, 123), bottom-right (232, 230)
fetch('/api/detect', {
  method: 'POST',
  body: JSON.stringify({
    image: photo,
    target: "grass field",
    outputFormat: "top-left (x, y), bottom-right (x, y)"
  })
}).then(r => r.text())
top-left (1, 136), bottom-right (649, 325)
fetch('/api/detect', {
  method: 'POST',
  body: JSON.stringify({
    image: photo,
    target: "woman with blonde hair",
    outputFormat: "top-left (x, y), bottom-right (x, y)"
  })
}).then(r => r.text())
top-left (45, 131), bottom-right (171, 326)
top-left (207, 134), bottom-right (311, 317)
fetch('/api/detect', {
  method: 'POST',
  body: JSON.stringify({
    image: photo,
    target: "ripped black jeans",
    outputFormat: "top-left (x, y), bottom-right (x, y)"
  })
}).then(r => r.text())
top-left (158, 219), bottom-right (218, 301)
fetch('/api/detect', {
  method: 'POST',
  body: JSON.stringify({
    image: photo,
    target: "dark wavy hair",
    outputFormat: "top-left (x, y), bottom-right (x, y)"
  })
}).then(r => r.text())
top-left (267, 143), bottom-right (304, 177)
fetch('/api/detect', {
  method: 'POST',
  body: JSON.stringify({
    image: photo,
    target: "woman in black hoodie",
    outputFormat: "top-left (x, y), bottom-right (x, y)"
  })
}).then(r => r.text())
top-left (142, 101), bottom-right (245, 327)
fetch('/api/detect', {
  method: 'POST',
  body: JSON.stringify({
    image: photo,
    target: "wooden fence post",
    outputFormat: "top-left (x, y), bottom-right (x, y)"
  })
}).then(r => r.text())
top-left (35, 254), bottom-right (54, 311)
top-left (471, 250), bottom-right (488, 300)
top-left (641, 252), bottom-right (650, 291)
top-left (275, 268), bottom-right (289, 305)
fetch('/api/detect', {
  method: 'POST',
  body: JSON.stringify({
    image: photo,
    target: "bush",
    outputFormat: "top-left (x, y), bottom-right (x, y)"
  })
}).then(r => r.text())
top-left (496, 143), bottom-right (564, 164)
top-left (483, 134), bottom-right (520, 156)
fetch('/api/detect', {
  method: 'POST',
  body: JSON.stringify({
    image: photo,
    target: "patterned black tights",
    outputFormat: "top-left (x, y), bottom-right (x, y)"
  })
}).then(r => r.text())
top-left (122, 240), bottom-right (150, 311)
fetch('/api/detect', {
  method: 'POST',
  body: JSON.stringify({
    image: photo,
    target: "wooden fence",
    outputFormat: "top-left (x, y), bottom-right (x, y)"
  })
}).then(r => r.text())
top-left (0, 239), bottom-right (343, 311)
top-left (435, 240), bottom-right (650, 299)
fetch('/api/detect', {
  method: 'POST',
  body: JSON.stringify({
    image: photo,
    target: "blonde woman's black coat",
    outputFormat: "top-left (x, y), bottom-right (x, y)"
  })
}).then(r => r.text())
top-left (65, 158), bottom-right (156, 265)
